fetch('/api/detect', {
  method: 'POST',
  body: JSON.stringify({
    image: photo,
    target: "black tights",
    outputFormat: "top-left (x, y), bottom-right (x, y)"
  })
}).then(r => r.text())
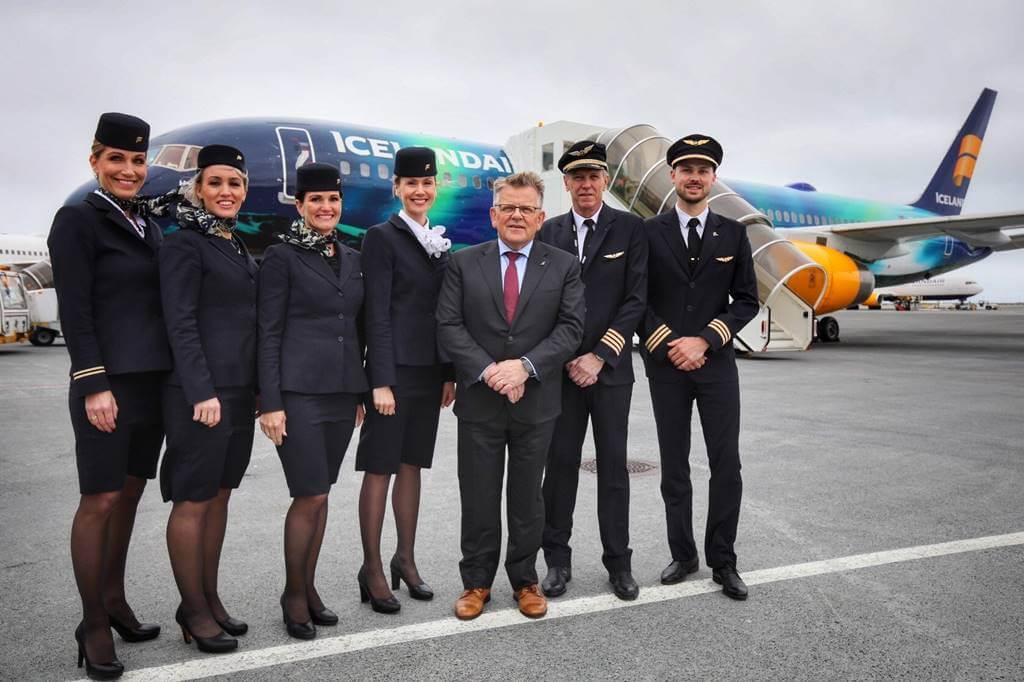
top-left (358, 464), bottom-right (423, 598)
top-left (282, 494), bottom-right (329, 623)
top-left (166, 488), bottom-right (234, 637)
top-left (70, 475), bottom-right (146, 664)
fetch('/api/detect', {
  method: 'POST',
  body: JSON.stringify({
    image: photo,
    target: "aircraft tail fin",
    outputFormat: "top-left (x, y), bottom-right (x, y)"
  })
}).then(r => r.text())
top-left (910, 88), bottom-right (997, 216)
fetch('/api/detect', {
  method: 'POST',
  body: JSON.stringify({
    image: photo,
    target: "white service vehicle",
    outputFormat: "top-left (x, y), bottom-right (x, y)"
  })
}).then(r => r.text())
top-left (0, 269), bottom-right (31, 344)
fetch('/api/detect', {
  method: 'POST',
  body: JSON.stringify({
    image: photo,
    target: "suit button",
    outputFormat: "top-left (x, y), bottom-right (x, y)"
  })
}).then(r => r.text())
top-left (507, 335), bottom-right (514, 342)
top-left (686, 305), bottom-right (694, 312)
top-left (337, 336), bottom-right (344, 343)
top-left (338, 291), bottom-right (344, 297)
top-left (689, 282), bottom-right (696, 289)
top-left (338, 313), bottom-right (345, 320)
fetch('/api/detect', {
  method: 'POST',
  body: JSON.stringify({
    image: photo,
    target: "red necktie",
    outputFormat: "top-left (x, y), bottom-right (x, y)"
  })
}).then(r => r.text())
top-left (504, 252), bottom-right (520, 324)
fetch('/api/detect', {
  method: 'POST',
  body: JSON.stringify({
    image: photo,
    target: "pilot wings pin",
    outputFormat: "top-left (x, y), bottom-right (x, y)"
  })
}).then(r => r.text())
top-left (603, 251), bottom-right (625, 260)
top-left (715, 256), bottom-right (734, 262)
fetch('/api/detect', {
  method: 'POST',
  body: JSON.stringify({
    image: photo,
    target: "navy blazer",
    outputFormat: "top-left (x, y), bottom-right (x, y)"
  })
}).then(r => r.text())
top-left (257, 240), bottom-right (368, 413)
top-left (159, 228), bottom-right (258, 405)
top-left (539, 205), bottom-right (648, 386)
top-left (47, 193), bottom-right (172, 397)
top-left (436, 239), bottom-right (584, 424)
top-left (640, 209), bottom-right (759, 384)
top-left (361, 214), bottom-right (454, 389)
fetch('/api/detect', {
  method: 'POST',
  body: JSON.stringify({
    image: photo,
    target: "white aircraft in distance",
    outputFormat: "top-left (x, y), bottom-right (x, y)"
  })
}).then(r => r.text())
top-left (863, 275), bottom-right (983, 307)
top-left (0, 234), bottom-right (48, 269)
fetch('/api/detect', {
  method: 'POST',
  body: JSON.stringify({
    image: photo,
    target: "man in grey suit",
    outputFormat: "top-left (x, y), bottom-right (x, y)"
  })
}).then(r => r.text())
top-left (437, 171), bottom-right (585, 620)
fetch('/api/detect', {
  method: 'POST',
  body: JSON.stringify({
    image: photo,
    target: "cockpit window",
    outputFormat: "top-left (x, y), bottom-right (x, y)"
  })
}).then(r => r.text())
top-left (150, 144), bottom-right (201, 171)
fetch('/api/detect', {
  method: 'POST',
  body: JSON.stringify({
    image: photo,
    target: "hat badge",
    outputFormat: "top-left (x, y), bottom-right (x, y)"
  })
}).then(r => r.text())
top-left (683, 138), bottom-right (710, 146)
top-left (568, 143), bottom-right (594, 157)
top-left (135, 136), bottom-right (143, 143)
top-left (425, 163), bottom-right (431, 171)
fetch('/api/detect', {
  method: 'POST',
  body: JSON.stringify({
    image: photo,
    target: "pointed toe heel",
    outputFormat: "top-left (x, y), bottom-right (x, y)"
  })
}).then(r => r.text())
top-left (174, 606), bottom-right (238, 653)
top-left (390, 556), bottom-right (434, 601)
top-left (75, 622), bottom-right (124, 680)
top-left (358, 567), bottom-right (401, 614)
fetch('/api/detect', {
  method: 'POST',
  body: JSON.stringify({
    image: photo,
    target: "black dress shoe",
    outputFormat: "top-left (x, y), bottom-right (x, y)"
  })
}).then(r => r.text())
top-left (280, 595), bottom-right (316, 640)
top-left (660, 557), bottom-right (700, 584)
top-left (712, 565), bottom-right (748, 600)
top-left (390, 556), bottom-right (434, 601)
top-left (175, 606), bottom-right (238, 653)
top-left (108, 614), bottom-right (160, 643)
top-left (541, 566), bottom-right (570, 598)
top-left (75, 622), bottom-right (124, 680)
top-left (358, 567), bottom-right (401, 614)
top-left (608, 571), bottom-right (639, 601)
top-left (215, 615), bottom-right (248, 636)
top-left (309, 605), bottom-right (339, 626)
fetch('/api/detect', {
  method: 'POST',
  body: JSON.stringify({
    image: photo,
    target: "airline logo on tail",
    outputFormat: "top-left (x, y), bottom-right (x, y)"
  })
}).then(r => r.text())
top-left (953, 134), bottom-right (982, 187)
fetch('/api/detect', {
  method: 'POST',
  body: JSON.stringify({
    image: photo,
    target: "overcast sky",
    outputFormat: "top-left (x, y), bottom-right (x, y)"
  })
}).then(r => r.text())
top-left (3, 0), bottom-right (1022, 300)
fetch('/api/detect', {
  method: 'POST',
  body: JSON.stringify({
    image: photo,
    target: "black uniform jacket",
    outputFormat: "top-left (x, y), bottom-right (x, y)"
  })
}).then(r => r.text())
top-left (362, 214), bottom-right (454, 388)
top-left (539, 205), bottom-right (648, 386)
top-left (641, 208), bottom-right (759, 384)
top-left (159, 228), bottom-right (258, 405)
top-left (436, 239), bottom-right (585, 424)
top-left (48, 193), bottom-right (172, 397)
top-left (257, 240), bottom-right (368, 413)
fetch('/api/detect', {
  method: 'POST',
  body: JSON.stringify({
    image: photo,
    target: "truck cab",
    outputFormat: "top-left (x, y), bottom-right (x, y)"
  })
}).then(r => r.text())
top-left (0, 269), bottom-right (31, 344)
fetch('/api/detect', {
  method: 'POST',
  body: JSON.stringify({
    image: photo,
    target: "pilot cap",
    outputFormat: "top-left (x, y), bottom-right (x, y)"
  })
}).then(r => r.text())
top-left (666, 135), bottom-right (723, 169)
top-left (394, 147), bottom-right (437, 177)
top-left (94, 112), bottom-right (150, 152)
top-left (198, 144), bottom-right (246, 172)
top-left (296, 163), bottom-right (342, 195)
top-left (558, 141), bottom-right (608, 173)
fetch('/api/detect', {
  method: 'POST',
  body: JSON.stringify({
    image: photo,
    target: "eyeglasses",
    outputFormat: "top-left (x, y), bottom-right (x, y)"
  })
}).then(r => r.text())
top-left (494, 203), bottom-right (540, 217)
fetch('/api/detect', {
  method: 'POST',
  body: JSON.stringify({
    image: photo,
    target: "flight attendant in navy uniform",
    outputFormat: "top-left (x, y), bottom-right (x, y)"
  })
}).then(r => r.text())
top-left (258, 163), bottom-right (368, 640)
top-left (641, 135), bottom-right (759, 600)
top-left (48, 112), bottom-right (171, 679)
top-left (159, 145), bottom-right (259, 654)
top-left (356, 147), bottom-right (456, 612)
top-left (537, 141), bottom-right (648, 601)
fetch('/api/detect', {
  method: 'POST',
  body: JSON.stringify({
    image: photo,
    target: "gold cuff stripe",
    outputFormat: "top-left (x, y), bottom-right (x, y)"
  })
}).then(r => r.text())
top-left (73, 368), bottom-right (107, 380)
top-left (708, 319), bottom-right (730, 345)
top-left (562, 158), bottom-right (609, 173)
top-left (72, 365), bottom-right (105, 379)
top-left (646, 326), bottom-right (672, 352)
top-left (604, 328), bottom-right (626, 349)
top-left (601, 332), bottom-right (624, 355)
top-left (645, 325), bottom-right (669, 351)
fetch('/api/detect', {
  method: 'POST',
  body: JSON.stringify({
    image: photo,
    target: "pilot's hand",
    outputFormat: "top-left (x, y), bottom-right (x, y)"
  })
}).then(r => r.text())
top-left (260, 410), bottom-right (287, 446)
top-left (568, 352), bottom-right (604, 387)
top-left (193, 397), bottom-right (222, 428)
top-left (85, 390), bottom-right (118, 433)
top-left (373, 386), bottom-right (396, 416)
top-left (441, 381), bottom-right (456, 408)
top-left (668, 336), bottom-right (710, 372)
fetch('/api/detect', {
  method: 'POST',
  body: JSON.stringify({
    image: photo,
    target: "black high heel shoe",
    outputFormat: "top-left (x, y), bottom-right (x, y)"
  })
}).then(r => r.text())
top-left (75, 622), bottom-right (124, 680)
top-left (175, 606), bottom-right (238, 654)
top-left (214, 615), bottom-right (248, 637)
top-left (108, 614), bottom-right (161, 642)
top-left (280, 595), bottom-right (316, 640)
top-left (357, 567), bottom-right (401, 614)
top-left (309, 604), bottom-right (339, 626)
top-left (390, 556), bottom-right (434, 601)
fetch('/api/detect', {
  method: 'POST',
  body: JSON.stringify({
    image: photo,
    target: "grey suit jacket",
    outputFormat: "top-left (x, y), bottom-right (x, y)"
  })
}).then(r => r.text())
top-left (436, 239), bottom-right (585, 424)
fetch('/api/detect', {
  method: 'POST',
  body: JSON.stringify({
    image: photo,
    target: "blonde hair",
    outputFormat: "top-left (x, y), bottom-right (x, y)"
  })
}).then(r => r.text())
top-left (90, 139), bottom-right (105, 157)
top-left (493, 171), bottom-right (544, 204)
top-left (182, 167), bottom-right (249, 208)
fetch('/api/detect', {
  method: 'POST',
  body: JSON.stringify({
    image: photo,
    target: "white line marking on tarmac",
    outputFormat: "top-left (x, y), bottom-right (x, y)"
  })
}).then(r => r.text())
top-left (109, 531), bottom-right (1024, 681)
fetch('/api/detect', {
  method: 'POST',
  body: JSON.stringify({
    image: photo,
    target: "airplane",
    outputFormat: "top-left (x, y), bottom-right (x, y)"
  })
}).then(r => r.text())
top-left (863, 275), bottom-right (984, 307)
top-left (0, 234), bottom-right (49, 270)
top-left (58, 88), bottom-right (1022, 348)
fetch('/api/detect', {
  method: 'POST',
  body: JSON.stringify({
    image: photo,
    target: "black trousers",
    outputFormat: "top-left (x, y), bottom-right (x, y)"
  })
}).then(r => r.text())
top-left (542, 379), bottom-right (632, 572)
top-left (649, 377), bottom-right (742, 568)
top-left (457, 414), bottom-right (556, 591)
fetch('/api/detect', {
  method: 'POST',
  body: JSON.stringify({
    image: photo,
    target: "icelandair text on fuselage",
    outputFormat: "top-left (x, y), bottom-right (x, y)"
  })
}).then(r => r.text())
top-left (330, 132), bottom-right (512, 173)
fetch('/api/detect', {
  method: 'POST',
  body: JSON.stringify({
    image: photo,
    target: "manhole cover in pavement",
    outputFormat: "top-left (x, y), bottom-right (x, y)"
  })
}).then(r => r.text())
top-left (580, 458), bottom-right (657, 474)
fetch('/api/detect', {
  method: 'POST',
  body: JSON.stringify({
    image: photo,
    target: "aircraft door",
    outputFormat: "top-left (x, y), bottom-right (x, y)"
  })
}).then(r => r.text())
top-left (276, 127), bottom-right (317, 203)
top-left (944, 236), bottom-right (955, 256)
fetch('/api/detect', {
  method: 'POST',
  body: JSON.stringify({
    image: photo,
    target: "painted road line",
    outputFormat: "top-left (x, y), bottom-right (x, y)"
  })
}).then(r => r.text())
top-left (109, 531), bottom-right (1024, 681)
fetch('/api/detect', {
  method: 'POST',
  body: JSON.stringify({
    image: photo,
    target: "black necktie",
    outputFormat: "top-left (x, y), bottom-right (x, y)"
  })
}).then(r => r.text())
top-left (686, 217), bottom-right (702, 271)
top-left (581, 218), bottom-right (595, 263)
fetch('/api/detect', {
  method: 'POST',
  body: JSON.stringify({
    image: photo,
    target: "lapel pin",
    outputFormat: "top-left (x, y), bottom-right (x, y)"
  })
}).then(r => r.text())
top-left (541, 260), bottom-right (547, 266)
top-left (713, 231), bottom-right (719, 237)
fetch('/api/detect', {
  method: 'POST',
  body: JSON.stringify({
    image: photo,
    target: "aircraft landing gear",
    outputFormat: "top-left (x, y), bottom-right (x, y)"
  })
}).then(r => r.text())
top-left (817, 316), bottom-right (840, 343)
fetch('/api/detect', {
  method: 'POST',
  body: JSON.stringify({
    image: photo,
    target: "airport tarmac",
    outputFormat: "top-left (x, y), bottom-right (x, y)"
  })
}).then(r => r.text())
top-left (1, 308), bottom-right (1022, 680)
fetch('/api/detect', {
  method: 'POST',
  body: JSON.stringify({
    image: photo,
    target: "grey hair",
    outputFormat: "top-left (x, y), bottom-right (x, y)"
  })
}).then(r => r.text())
top-left (493, 171), bottom-right (544, 205)
top-left (181, 167), bottom-right (249, 207)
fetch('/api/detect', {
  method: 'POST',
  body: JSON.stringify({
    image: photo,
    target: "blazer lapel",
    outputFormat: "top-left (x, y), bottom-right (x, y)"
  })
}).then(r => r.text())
top-left (511, 242), bottom-right (551, 327)
top-left (582, 208), bottom-right (613, 276)
top-left (656, 210), bottom-right (691, 277)
top-left (85, 193), bottom-right (153, 248)
top-left (207, 236), bottom-right (256, 280)
top-left (693, 211), bottom-right (722, 277)
top-left (477, 241), bottom-right (506, 322)
top-left (334, 239), bottom-right (354, 283)
top-left (555, 211), bottom-right (577, 256)
top-left (295, 246), bottom-right (342, 290)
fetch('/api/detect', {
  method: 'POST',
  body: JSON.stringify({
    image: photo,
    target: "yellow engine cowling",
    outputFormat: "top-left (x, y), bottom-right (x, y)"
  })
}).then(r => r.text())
top-left (786, 242), bottom-right (875, 314)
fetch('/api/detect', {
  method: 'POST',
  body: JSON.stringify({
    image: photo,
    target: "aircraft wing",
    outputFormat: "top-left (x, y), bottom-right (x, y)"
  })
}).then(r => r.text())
top-left (817, 211), bottom-right (1024, 250)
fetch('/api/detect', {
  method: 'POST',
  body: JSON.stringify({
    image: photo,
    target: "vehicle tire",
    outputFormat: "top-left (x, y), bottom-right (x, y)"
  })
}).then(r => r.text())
top-left (30, 329), bottom-right (55, 346)
top-left (818, 316), bottom-right (840, 343)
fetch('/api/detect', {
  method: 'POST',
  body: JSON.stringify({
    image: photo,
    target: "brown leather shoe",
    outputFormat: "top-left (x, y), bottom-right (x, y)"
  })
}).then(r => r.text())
top-left (514, 584), bottom-right (548, 618)
top-left (454, 588), bottom-right (490, 620)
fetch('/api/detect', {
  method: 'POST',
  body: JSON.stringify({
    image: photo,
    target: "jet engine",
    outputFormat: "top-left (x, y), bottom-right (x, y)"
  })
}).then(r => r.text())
top-left (787, 242), bottom-right (875, 314)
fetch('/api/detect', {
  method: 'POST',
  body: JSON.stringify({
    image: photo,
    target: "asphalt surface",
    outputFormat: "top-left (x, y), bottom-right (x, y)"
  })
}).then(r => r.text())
top-left (1, 308), bottom-right (1022, 680)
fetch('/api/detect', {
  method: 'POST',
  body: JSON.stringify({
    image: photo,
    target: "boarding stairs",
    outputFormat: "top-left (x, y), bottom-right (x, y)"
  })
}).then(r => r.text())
top-left (505, 122), bottom-right (826, 352)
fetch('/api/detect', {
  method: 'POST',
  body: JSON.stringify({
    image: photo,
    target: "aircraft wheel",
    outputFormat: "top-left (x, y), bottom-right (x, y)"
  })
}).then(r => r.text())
top-left (30, 329), bottom-right (55, 346)
top-left (818, 316), bottom-right (840, 343)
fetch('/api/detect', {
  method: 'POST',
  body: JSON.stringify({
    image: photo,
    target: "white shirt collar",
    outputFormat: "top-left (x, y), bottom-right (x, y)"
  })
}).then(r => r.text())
top-left (498, 239), bottom-right (533, 258)
top-left (571, 204), bottom-right (603, 231)
top-left (93, 189), bottom-right (145, 229)
top-left (398, 209), bottom-right (430, 235)
top-left (675, 204), bottom-right (709, 231)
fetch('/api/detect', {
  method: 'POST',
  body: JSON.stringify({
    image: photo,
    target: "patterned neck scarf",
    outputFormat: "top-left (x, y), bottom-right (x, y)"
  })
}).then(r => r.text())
top-left (278, 219), bottom-right (336, 257)
top-left (176, 202), bottom-right (237, 237)
top-left (96, 186), bottom-right (155, 218)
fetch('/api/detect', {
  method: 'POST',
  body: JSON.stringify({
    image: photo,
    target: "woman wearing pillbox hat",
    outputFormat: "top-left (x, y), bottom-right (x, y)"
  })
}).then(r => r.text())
top-left (48, 112), bottom-right (172, 679)
top-left (355, 146), bottom-right (454, 610)
top-left (158, 145), bottom-right (258, 653)
top-left (257, 162), bottom-right (369, 638)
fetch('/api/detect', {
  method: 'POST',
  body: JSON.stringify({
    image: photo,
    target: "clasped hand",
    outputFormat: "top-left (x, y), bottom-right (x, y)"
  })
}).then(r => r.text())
top-left (483, 360), bottom-right (528, 403)
top-left (666, 336), bottom-right (710, 372)
top-left (566, 352), bottom-right (604, 387)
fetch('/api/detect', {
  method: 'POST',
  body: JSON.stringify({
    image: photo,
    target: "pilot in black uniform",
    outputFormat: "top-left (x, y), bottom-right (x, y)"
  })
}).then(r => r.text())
top-left (48, 112), bottom-right (170, 678)
top-left (355, 147), bottom-right (456, 612)
top-left (258, 163), bottom-right (368, 640)
top-left (641, 135), bottom-right (759, 600)
top-left (159, 145), bottom-right (258, 653)
top-left (537, 141), bottom-right (648, 601)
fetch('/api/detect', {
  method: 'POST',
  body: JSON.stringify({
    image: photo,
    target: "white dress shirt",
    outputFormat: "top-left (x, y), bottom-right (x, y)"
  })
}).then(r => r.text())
top-left (571, 205), bottom-right (603, 261)
top-left (675, 204), bottom-right (709, 248)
